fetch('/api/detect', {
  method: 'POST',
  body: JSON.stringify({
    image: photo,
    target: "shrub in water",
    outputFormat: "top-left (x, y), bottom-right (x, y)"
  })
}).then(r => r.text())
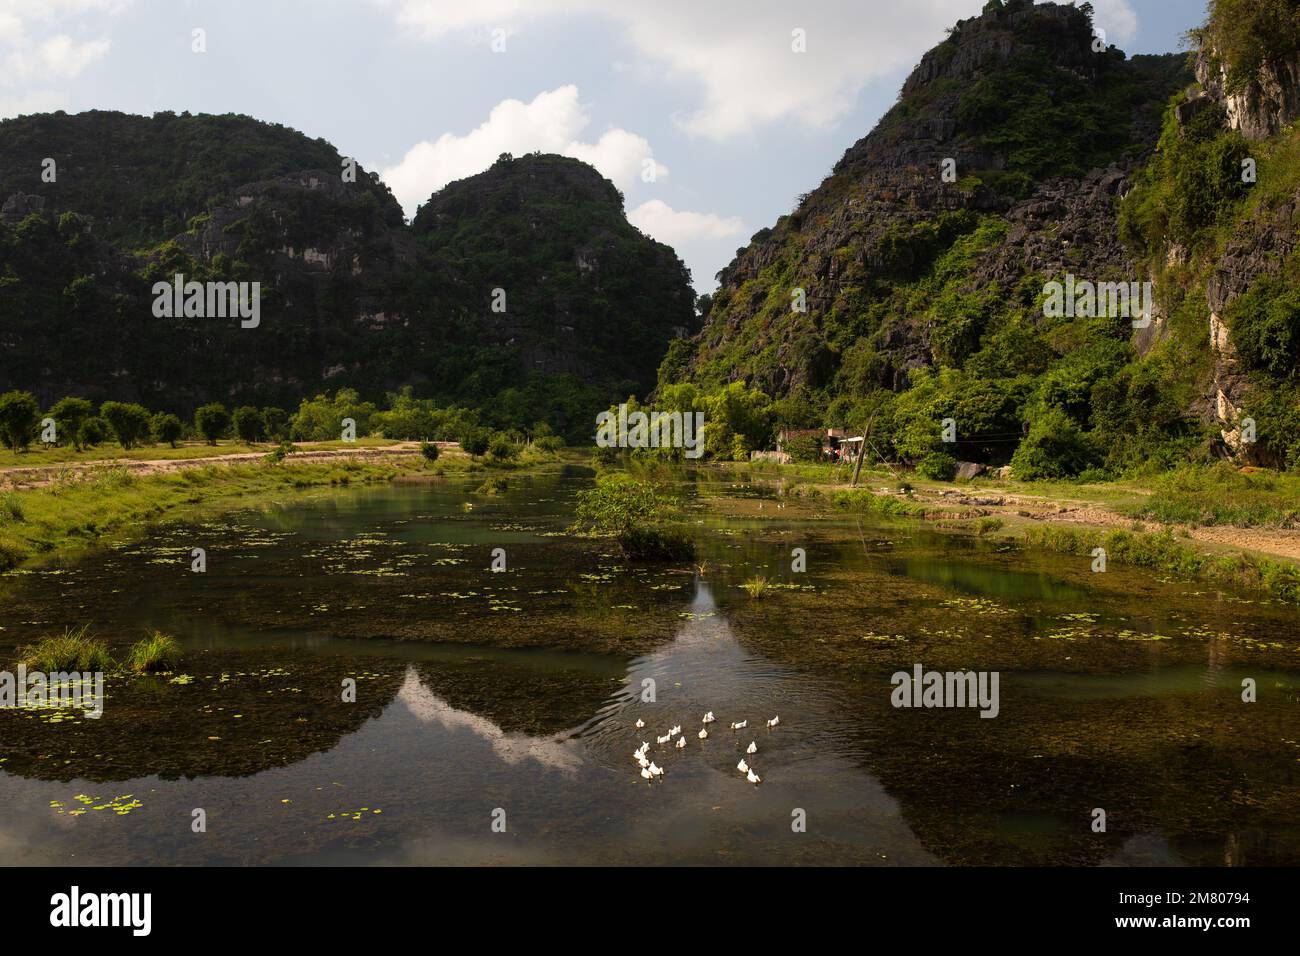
top-left (18, 625), bottom-right (113, 671)
top-left (126, 631), bottom-right (182, 673)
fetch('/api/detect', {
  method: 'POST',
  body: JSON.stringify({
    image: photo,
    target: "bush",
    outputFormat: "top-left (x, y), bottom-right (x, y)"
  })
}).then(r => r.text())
top-left (48, 397), bottom-right (93, 450)
top-left (1226, 275), bottom-right (1300, 376)
top-left (784, 434), bottom-right (823, 463)
top-left (98, 401), bottom-right (153, 450)
top-left (573, 473), bottom-right (667, 536)
top-left (461, 428), bottom-right (490, 458)
top-left (151, 412), bottom-right (184, 447)
top-left (231, 406), bottom-right (265, 443)
top-left (915, 451), bottom-right (959, 481)
top-left (420, 441), bottom-right (440, 463)
top-left (194, 403), bottom-right (230, 444)
top-left (261, 407), bottom-right (289, 442)
top-left (125, 631), bottom-right (181, 673)
top-left (0, 390), bottom-right (40, 452)
top-left (77, 416), bottom-right (109, 448)
top-left (18, 625), bottom-right (113, 671)
top-left (1009, 408), bottom-right (1097, 480)
top-left (488, 434), bottom-right (519, 461)
top-left (534, 435), bottom-right (563, 452)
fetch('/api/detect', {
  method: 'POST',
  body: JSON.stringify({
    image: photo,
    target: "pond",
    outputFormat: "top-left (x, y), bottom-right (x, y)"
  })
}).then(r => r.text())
top-left (1, 465), bottom-right (1297, 865)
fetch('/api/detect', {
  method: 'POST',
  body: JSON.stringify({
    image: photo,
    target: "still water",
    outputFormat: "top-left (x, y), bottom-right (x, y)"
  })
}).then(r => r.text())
top-left (1, 466), bottom-right (1297, 865)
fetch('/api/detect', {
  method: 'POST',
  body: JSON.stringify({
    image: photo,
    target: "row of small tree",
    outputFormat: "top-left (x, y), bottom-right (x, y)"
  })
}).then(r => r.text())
top-left (0, 389), bottom-right (292, 452)
top-left (0, 387), bottom-right (566, 456)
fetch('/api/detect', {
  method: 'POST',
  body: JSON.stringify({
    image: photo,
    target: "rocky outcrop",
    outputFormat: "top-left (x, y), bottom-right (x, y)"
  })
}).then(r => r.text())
top-left (683, 1), bottom-right (1186, 399)
top-left (1196, 47), bottom-right (1300, 140)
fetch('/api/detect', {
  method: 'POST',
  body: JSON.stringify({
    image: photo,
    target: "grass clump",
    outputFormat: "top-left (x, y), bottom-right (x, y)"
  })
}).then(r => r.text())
top-left (18, 625), bottom-right (113, 671)
top-left (740, 575), bottom-right (773, 598)
top-left (125, 631), bottom-right (182, 673)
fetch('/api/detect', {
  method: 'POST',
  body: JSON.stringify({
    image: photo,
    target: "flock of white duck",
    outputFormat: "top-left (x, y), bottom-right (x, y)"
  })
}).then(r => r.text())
top-left (632, 712), bottom-right (780, 786)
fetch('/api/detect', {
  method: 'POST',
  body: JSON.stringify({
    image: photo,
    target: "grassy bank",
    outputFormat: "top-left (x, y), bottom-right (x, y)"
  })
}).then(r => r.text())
top-left (1021, 525), bottom-right (1300, 605)
top-left (732, 458), bottom-right (1300, 605)
top-left (0, 456), bottom-right (418, 571)
top-left (0, 442), bottom-right (567, 572)
top-left (1, 436), bottom-right (403, 468)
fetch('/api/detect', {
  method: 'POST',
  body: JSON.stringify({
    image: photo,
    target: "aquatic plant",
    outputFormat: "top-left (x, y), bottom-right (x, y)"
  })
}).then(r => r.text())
top-left (125, 631), bottom-right (182, 673)
top-left (18, 625), bottom-right (114, 671)
top-left (573, 472), bottom-right (695, 561)
top-left (740, 575), bottom-right (772, 598)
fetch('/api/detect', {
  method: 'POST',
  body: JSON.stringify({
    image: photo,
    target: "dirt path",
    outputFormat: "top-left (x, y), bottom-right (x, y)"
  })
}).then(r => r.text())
top-left (920, 486), bottom-right (1300, 564)
top-left (0, 441), bottom-right (435, 489)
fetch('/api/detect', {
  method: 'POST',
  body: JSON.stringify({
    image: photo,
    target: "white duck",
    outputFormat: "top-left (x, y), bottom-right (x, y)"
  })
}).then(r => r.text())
top-left (640, 766), bottom-right (653, 782)
top-left (635, 718), bottom-right (645, 729)
top-left (746, 741), bottom-right (757, 754)
top-left (676, 736), bottom-right (687, 749)
top-left (637, 755), bottom-right (650, 769)
top-left (746, 769), bottom-right (762, 785)
top-left (649, 762), bottom-right (664, 778)
top-left (767, 716), bottom-right (780, 729)
top-left (657, 733), bottom-right (671, 745)
top-left (702, 712), bottom-right (715, 724)
top-left (731, 720), bottom-right (747, 731)
top-left (698, 728), bottom-right (708, 740)
top-left (737, 758), bottom-right (749, 774)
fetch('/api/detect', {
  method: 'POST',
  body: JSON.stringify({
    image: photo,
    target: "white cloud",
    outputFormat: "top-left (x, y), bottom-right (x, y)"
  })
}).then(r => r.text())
top-left (628, 199), bottom-right (743, 245)
top-left (0, 0), bottom-right (127, 117)
top-left (4, 35), bottom-right (111, 83)
top-left (376, 0), bottom-right (1140, 141)
top-left (381, 85), bottom-right (667, 215)
top-left (1089, 0), bottom-right (1140, 47)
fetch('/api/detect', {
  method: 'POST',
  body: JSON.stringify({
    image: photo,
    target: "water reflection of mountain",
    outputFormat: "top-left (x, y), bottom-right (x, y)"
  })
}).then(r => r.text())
top-left (0, 653), bottom-right (407, 784)
top-left (408, 654), bottom-right (622, 738)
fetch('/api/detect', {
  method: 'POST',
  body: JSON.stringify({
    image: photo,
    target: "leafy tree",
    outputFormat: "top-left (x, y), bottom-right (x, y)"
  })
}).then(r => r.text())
top-left (151, 412), bottom-right (184, 448)
top-left (232, 406), bottom-right (265, 443)
top-left (461, 428), bottom-right (490, 458)
top-left (488, 433), bottom-right (519, 461)
top-left (1010, 407), bottom-right (1098, 480)
top-left (77, 416), bottom-right (109, 448)
top-left (99, 401), bottom-right (153, 449)
top-left (48, 396), bottom-right (93, 450)
top-left (420, 441), bottom-right (439, 463)
top-left (195, 403), bottom-right (230, 445)
top-left (261, 407), bottom-right (289, 442)
top-left (289, 389), bottom-right (376, 442)
top-left (0, 390), bottom-right (40, 452)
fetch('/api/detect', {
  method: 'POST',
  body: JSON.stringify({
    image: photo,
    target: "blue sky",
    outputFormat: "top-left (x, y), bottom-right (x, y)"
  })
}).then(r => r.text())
top-left (1, 0), bottom-right (1209, 291)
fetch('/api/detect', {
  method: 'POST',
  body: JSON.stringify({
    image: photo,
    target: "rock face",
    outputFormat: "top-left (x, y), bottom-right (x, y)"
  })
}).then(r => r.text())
top-left (1196, 46), bottom-right (1300, 141)
top-left (1188, 39), bottom-right (1300, 463)
top-left (680, 1), bottom-right (1187, 400)
top-left (0, 114), bottom-right (693, 429)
